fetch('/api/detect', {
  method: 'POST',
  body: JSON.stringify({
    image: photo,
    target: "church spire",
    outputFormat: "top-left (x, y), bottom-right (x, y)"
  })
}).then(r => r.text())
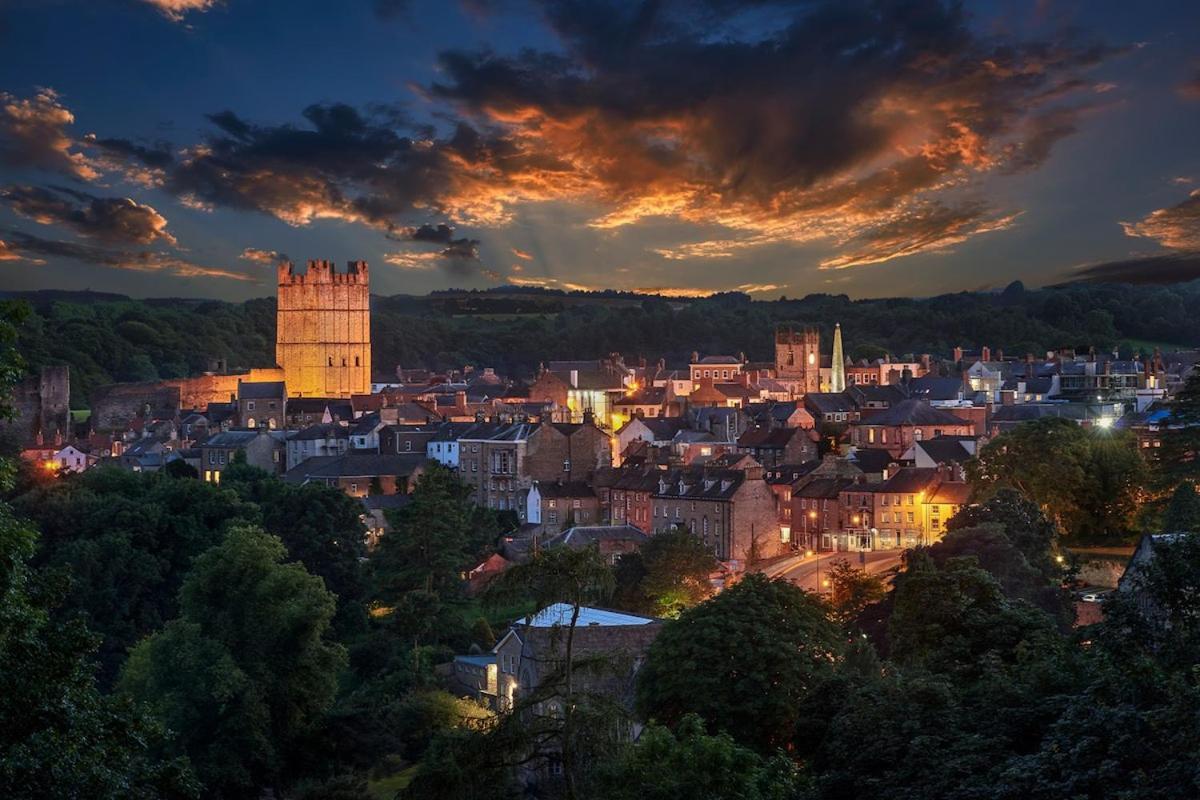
top-left (830, 323), bottom-right (846, 393)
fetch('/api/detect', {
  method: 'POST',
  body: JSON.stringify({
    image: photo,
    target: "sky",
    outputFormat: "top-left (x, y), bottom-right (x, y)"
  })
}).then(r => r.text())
top-left (0, 0), bottom-right (1198, 302)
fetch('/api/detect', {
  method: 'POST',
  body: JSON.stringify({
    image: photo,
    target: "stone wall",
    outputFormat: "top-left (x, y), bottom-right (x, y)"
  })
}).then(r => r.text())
top-left (90, 382), bottom-right (181, 431)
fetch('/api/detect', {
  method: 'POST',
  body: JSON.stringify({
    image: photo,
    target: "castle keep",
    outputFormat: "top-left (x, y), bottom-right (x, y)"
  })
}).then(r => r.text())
top-left (276, 260), bottom-right (371, 398)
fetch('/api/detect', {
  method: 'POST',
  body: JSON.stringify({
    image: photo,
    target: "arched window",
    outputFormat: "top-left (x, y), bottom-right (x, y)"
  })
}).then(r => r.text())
top-left (246, 417), bottom-right (256, 428)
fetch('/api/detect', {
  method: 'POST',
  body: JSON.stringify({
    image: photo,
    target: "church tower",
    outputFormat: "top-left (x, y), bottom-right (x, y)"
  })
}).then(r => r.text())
top-left (276, 260), bottom-right (371, 398)
top-left (775, 326), bottom-right (821, 397)
top-left (829, 323), bottom-right (846, 393)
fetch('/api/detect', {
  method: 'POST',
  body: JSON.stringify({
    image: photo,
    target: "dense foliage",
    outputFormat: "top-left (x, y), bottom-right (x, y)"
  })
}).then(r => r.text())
top-left (8, 280), bottom-right (1200, 408)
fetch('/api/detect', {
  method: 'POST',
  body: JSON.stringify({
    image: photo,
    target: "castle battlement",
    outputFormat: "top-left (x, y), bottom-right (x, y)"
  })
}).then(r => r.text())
top-left (775, 326), bottom-right (820, 345)
top-left (277, 259), bottom-right (370, 286)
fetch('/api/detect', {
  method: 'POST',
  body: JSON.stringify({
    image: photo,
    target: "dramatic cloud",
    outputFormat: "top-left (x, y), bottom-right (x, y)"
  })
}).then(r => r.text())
top-left (239, 247), bottom-right (288, 263)
top-left (73, 1), bottom-right (1123, 273)
top-left (820, 203), bottom-right (1021, 269)
top-left (141, 0), bottom-right (219, 23)
top-left (1121, 190), bottom-right (1200, 251)
top-left (0, 238), bottom-right (42, 264)
top-left (0, 185), bottom-right (177, 245)
top-left (511, 247), bottom-right (533, 260)
top-left (1067, 253), bottom-right (1200, 285)
top-left (0, 89), bottom-right (99, 181)
top-left (1, 230), bottom-right (253, 282)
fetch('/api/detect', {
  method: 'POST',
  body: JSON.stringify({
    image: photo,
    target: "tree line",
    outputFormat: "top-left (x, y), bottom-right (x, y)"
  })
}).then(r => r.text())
top-left (7, 278), bottom-right (1199, 409)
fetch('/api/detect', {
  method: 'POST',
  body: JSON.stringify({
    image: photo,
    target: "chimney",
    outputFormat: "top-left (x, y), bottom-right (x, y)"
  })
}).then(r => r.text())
top-left (582, 409), bottom-right (595, 426)
top-left (738, 351), bottom-right (746, 363)
top-left (996, 349), bottom-right (1004, 362)
top-left (981, 346), bottom-right (991, 363)
top-left (569, 369), bottom-right (579, 388)
top-left (455, 390), bottom-right (468, 414)
top-left (953, 346), bottom-right (963, 364)
top-left (691, 351), bottom-right (700, 364)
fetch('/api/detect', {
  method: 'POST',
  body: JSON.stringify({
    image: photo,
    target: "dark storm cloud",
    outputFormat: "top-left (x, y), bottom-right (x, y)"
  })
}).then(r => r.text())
top-left (0, 229), bottom-right (253, 281)
top-left (0, 184), bottom-right (177, 245)
top-left (1066, 253), bottom-right (1200, 285)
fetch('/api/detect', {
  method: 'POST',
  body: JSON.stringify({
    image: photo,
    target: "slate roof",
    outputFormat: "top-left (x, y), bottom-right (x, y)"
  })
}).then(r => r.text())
top-left (547, 525), bottom-right (650, 551)
top-left (459, 421), bottom-right (540, 442)
top-left (652, 467), bottom-right (745, 500)
top-left (905, 377), bottom-right (966, 402)
top-left (914, 438), bottom-right (973, 465)
top-left (621, 417), bottom-right (686, 441)
top-left (850, 447), bottom-right (898, 474)
top-left (202, 429), bottom-right (273, 448)
top-left (877, 467), bottom-right (941, 494)
top-left (535, 480), bottom-right (596, 499)
top-left (521, 603), bottom-right (657, 628)
top-left (795, 477), bottom-right (856, 499)
top-left (737, 426), bottom-right (800, 449)
top-left (289, 423), bottom-right (348, 442)
top-left (284, 452), bottom-right (427, 482)
top-left (859, 399), bottom-right (968, 427)
top-left (805, 392), bottom-right (858, 414)
top-left (929, 482), bottom-right (971, 504)
top-left (764, 460), bottom-right (822, 485)
top-left (695, 355), bottom-right (741, 365)
top-left (238, 381), bottom-right (286, 400)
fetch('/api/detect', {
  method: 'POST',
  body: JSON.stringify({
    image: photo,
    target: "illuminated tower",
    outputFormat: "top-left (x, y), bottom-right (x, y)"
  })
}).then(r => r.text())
top-left (775, 326), bottom-right (820, 396)
top-left (830, 323), bottom-right (846, 393)
top-left (276, 260), bottom-right (371, 398)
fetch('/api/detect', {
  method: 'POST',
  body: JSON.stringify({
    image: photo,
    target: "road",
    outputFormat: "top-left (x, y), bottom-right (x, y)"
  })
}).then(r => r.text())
top-left (761, 550), bottom-right (904, 593)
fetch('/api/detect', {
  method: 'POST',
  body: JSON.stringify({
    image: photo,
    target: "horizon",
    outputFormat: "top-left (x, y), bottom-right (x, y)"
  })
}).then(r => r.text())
top-left (1, 1), bottom-right (1198, 301)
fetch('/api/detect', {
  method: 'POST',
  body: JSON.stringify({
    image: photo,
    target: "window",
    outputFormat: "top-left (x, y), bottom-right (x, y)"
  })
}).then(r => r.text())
top-left (907, 512), bottom-right (915, 523)
top-left (355, 356), bottom-right (360, 367)
top-left (573, 499), bottom-right (581, 508)
top-left (247, 401), bottom-right (255, 410)
top-left (548, 511), bottom-right (557, 523)
top-left (351, 482), bottom-right (358, 493)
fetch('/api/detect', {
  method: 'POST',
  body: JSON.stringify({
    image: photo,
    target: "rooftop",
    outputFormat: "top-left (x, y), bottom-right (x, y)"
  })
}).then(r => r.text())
top-left (520, 603), bottom-right (657, 628)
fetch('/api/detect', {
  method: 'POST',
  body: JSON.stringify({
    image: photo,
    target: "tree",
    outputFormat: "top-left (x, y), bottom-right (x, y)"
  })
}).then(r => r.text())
top-left (120, 526), bottom-right (346, 798)
top-left (220, 463), bottom-right (370, 638)
top-left (590, 715), bottom-right (800, 800)
top-left (1163, 481), bottom-right (1200, 532)
top-left (13, 466), bottom-right (255, 685)
top-left (887, 551), bottom-right (1060, 674)
top-left (0, 302), bottom-right (197, 798)
top-left (1158, 370), bottom-right (1200, 485)
top-left (612, 526), bottom-right (718, 617)
top-left (827, 562), bottom-right (886, 624)
top-left (968, 419), bottom-right (1146, 538)
top-left (946, 488), bottom-right (1063, 581)
top-left (967, 417), bottom-right (1091, 529)
top-left (372, 464), bottom-right (476, 604)
top-left (636, 573), bottom-right (842, 753)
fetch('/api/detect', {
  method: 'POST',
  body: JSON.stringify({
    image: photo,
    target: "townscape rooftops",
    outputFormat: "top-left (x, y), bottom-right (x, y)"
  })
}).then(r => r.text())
top-left (764, 460), bottom-right (822, 485)
top-left (737, 425), bottom-right (801, 449)
top-left (804, 392), bottom-right (858, 414)
top-left (905, 376), bottom-right (966, 402)
top-left (654, 467), bottom-right (745, 500)
top-left (795, 477), bottom-right (856, 498)
top-left (202, 429), bottom-right (279, 448)
top-left (694, 355), bottom-right (742, 365)
top-left (850, 447), bottom-right (899, 474)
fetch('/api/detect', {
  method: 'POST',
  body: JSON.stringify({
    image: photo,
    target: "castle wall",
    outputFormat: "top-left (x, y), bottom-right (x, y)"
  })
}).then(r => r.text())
top-left (165, 367), bottom-right (285, 410)
top-left (276, 260), bottom-right (371, 398)
top-left (90, 382), bottom-right (181, 431)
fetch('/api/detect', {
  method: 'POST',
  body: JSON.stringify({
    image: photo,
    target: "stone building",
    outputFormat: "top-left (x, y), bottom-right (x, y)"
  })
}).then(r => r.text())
top-left (775, 326), bottom-right (821, 396)
top-left (650, 461), bottom-right (782, 564)
top-left (199, 429), bottom-right (286, 483)
top-left (237, 380), bottom-right (286, 430)
top-left (276, 260), bottom-right (371, 398)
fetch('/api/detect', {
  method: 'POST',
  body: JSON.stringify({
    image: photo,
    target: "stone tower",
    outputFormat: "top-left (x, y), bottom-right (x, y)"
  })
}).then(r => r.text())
top-left (829, 323), bottom-right (846, 393)
top-left (276, 260), bottom-right (371, 398)
top-left (775, 326), bottom-right (820, 397)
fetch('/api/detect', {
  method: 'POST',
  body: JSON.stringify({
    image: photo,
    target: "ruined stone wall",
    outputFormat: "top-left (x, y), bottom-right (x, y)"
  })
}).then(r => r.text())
top-left (90, 382), bottom-right (181, 431)
top-left (276, 260), bottom-right (371, 398)
top-left (165, 367), bottom-right (285, 410)
top-left (0, 366), bottom-right (71, 446)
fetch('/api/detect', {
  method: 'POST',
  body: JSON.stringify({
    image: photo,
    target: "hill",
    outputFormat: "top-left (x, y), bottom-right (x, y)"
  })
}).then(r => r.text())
top-left (8, 281), bottom-right (1200, 409)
